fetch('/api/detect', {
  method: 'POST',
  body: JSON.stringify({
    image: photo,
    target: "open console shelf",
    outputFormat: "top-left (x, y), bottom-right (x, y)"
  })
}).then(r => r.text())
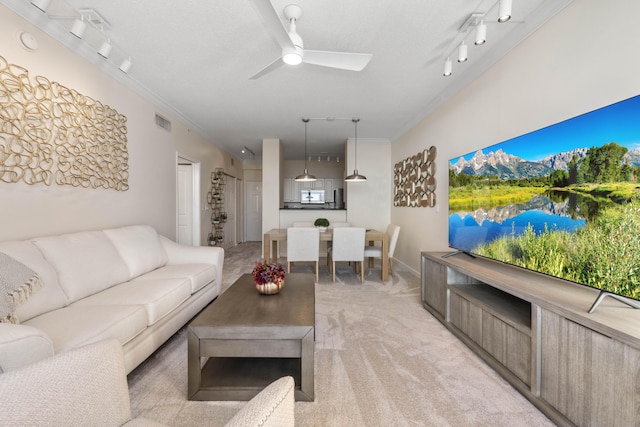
top-left (421, 251), bottom-right (640, 427)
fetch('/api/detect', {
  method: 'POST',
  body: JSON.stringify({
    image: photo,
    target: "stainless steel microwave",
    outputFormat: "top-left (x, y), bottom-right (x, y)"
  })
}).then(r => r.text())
top-left (301, 190), bottom-right (325, 204)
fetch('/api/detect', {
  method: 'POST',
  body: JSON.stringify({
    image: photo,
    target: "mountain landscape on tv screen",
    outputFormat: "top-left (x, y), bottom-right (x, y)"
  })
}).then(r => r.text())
top-left (447, 95), bottom-right (640, 302)
top-left (450, 147), bottom-right (640, 179)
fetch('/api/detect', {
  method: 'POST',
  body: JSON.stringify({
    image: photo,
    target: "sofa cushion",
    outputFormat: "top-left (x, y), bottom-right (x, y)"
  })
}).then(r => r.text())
top-left (103, 225), bottom-right (168, 280)
top-left (136, 263), bottom-right (217, 293)
top-left (24, 305), bottom-right (147, 353)
top-left (0, 323), bottom-right (54, 373)
top-left (0, 241), bottom-right (68, 323)
top-left (72, 278), bottom-right (191, 326)
top-left (32, 231), bottom-right (130, 303)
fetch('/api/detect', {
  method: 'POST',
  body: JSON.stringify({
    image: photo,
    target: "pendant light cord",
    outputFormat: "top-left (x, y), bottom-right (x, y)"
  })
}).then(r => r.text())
top-left (303, 117), bottom-right (309, 170)
top-left (353, 118), bottom-right (359, 170)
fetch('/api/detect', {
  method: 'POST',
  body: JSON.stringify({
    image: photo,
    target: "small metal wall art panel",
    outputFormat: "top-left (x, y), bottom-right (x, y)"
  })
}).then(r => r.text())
top-left (394, 146), bottom-right (436, 207)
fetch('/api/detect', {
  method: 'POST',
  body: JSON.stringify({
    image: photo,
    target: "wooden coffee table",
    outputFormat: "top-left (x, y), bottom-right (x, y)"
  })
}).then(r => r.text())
top-left (187, 273), bottom-right (315, 401)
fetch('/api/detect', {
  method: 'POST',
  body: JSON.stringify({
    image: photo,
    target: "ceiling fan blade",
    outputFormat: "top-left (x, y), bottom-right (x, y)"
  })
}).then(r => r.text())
top-left (248, 0), bottom-right (294, 50)
top-left (249, 56), bottom-right (284, 80)
top-left (303, 50), bottom-right (373, 71)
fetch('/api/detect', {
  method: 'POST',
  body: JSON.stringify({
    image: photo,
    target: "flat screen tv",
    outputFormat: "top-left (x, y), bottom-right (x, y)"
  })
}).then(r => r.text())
top-left (448, 94), bottom-right (640, 313)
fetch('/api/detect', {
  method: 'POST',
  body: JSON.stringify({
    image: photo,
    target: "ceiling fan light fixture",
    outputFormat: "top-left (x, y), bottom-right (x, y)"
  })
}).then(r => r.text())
top-left (282, 46), bottom-right (303, 65)
top-left (498, 0), bottom-right (512, 23)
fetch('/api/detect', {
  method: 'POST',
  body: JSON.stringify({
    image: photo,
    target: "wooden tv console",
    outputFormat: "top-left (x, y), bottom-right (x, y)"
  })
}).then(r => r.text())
top-left (421, 252), bottom-right (640, 427)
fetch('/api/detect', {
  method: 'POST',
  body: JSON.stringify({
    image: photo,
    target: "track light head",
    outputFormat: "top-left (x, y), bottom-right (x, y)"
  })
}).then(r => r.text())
top-left (98, 40), bottom-right (112, 58)
top-left (443, 58), bottom-right (452, 76)
top-left (119, 58), bottom-right (133, 73)
top-left (70, 18), bottom-right (87, 39)
top-left (457, 42), bottom-right (468, 63)
top-left (498, 0), bottom-right (512, 23)
top-left (475, 21), bottom-right (487, 45)
top-left (30, 0), bottom-right (51, 13)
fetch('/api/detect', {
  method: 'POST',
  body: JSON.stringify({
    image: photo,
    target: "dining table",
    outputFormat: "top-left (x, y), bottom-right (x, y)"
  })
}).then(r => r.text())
top-left (263, 228), bottom-right (389, 281)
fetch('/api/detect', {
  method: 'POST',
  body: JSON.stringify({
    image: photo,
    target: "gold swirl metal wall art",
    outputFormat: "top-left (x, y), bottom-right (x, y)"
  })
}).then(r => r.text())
top-left (394, 146), bottom-right (437, 207)
top-left (0, 56), bottom-right (129, 190)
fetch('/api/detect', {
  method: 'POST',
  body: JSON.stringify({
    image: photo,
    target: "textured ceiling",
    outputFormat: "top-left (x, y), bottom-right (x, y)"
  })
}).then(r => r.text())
top-left (4, 0), bottom-right (571, 159)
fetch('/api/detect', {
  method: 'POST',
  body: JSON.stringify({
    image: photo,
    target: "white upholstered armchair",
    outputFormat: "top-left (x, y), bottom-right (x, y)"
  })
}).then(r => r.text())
top-left (0, 339), bottom-right (295, 427)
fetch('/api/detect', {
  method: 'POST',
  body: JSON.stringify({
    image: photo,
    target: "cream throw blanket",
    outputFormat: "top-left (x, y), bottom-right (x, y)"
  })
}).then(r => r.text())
top-left (0, 252), bottom-right (42, 324)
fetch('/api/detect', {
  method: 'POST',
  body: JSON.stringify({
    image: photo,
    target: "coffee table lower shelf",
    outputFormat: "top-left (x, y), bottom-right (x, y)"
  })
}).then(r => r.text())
top-left (192, 357), bottom-right (305, 401)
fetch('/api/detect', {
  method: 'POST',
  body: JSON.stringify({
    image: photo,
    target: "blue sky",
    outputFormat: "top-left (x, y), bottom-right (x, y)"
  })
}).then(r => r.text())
top-left (451, 94), bottom-right (640, 163)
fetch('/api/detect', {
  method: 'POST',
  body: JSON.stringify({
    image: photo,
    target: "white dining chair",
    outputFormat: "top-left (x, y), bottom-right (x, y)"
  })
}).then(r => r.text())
top-left (286, 227), bottom-right (320, 282)
top-left (327, 227), bottom-right (366, 284)
top-left (365, 224), bottom-right (400, 276)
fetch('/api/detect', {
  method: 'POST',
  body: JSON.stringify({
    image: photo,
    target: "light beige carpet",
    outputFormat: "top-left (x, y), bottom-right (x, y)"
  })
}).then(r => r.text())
top-left (128, 243), bottom-right (555, 426)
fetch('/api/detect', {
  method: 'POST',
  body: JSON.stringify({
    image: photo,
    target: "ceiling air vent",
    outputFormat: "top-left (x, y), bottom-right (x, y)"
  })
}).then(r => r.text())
top-left (155, 113), bottom-right (171, 131)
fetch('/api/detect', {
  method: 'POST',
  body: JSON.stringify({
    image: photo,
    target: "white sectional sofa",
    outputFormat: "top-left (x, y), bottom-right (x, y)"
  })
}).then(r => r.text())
top-left (0, 225), bottom-right (224, 374)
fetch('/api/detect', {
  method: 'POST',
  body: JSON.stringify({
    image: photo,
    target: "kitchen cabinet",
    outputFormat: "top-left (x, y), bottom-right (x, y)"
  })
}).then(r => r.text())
top-left (299, 180), bottom-right (324, 190)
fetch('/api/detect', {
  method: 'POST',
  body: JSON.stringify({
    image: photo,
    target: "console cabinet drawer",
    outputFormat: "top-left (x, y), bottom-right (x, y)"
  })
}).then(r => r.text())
top-left (540, 310), bottom-right (640, 427)
top-left (450, 290), bottom-right (531, 386)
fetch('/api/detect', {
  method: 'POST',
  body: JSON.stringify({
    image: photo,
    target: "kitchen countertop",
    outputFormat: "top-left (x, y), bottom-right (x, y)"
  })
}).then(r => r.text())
top-left (280, 208), bottom-right (347, 211)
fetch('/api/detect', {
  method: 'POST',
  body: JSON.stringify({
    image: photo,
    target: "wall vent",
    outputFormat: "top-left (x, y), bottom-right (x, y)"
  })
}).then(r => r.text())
top-left (155, 113), bottom-right (171, 131)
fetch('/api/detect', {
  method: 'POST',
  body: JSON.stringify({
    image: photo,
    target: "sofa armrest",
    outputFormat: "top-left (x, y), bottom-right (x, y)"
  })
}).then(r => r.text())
top-left (0, 339), bottom-right (134, 426)
top-left (159, 236), bottom-right (225, 287)
top-left (0, 323), bottom-right (54, 373)
top-left (225, 376), bottom-right (295, 427)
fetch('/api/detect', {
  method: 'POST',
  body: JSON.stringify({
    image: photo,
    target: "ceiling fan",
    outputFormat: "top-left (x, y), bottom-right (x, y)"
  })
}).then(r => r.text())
top-left (248, 2), bottom-right (373, 80)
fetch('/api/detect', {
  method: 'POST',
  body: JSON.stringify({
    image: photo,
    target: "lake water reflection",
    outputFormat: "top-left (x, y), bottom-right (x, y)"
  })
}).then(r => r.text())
top-left (449, 194), bottom-right (588, 252)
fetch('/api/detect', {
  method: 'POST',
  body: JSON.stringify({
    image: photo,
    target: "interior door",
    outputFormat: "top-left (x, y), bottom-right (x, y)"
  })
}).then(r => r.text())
top-left (177, 163), bottom-right (193, 245)
top-left (223, 176), bottom-right (237, 247)
top-left (245, 181), bottom-right (262, 241)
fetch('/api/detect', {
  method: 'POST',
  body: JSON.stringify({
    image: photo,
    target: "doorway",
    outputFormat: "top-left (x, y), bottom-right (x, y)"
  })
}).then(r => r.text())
top-left (176, 155), bottom-right (201, 246)
top-left (245, 181), bottom-right (262, 241)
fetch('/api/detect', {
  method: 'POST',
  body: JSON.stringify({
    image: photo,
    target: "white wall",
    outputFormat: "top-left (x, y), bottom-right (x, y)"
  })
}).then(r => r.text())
top-left (283, 159), bottom-right (345, 180)
top-left (345, 138), bottom-right (391, 231)
top-left (0, 5), bottom-right (241, 242)
top-left (391, 0), bottom-right (640, 274)
top-left (261, 138), bottom-right (282, 245)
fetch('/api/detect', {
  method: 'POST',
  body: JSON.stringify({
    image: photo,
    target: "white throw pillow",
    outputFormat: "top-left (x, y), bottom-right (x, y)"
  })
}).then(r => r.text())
top-left (33, 231), bottom-right (130, 302)
top-left (103, 225), bottom-right (168, 279)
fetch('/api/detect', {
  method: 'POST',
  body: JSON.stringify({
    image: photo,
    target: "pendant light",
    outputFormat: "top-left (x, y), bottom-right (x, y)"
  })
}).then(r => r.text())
top-left (345, 118), bottom-right (367, 182)
top-left (295, 118), bottom-right (316, 182)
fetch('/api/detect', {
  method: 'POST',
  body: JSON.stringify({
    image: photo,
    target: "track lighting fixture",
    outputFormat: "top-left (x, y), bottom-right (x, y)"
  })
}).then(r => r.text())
top-left (241, 146), bottom-right (255, 158)
top-left (345, 118), bottom-right (367, 182)
top-left (98, 40), bottom-right (112, 58)
top-left (442, 0), bottom-right (516, 78)
top-left (457, 41), bottom-right (468, 63)
top-left (70, 17), bottom-right (87, 39)
top-left (119, 57), bottom-right (133, 73)
top-left (443, 58), bottom-right (452, 76)
top-left (30, 0), bottom-right (51, 13)
top-left (295, 118), bottom-right (316, 182)
top-left (498, 0), bottom-right (512, 23)
top-left (475, 21), bottom-right (487, 45)
top-left (30, 4), bottom-right (133, 76)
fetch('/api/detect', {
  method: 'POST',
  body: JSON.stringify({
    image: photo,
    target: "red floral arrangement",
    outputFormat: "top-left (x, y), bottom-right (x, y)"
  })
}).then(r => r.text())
top-left (251, 261), bottom-right (286, 286)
